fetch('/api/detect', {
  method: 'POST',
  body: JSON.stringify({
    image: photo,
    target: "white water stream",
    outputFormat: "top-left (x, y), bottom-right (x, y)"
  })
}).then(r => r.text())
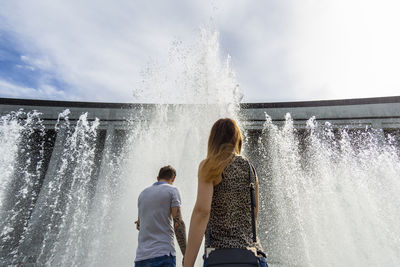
top-left (0, 30), bottom-right (400, 267)
top-left (257, 114), bottom-right (400, 266)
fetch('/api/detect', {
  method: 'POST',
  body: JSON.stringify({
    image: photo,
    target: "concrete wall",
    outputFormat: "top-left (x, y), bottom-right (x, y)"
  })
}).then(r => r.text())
top-left (241, 96), bottom-right (400, 129)
top-left (2, 96), bottom-right (400, 130)
top-left (1, 96), bottom-right (399, 265)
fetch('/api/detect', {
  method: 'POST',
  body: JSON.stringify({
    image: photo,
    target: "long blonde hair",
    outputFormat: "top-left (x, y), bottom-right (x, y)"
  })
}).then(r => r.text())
top-left (201, 118), bottom-right (243, 184)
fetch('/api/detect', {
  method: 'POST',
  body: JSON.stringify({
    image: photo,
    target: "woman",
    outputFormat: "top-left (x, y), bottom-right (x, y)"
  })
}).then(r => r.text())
top-left (184, 118), bottom-right (267, 267)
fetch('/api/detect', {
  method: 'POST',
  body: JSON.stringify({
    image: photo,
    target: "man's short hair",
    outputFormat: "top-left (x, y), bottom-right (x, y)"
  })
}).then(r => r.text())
top-left (158, 165), bottom-right (176, 180)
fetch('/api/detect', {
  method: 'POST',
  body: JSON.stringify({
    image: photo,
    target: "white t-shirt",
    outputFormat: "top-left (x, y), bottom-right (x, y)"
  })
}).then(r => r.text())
top-left (135, 182), bottom-right (181, 262)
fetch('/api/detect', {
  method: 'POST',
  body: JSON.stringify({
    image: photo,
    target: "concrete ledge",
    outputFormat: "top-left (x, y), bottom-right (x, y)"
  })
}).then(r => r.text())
top-left (242, 95), bottom-right (400, 108)
top-left (2, 95), bottom-right (400, 108)
top-left (1, 96), bottom-right (400, 129)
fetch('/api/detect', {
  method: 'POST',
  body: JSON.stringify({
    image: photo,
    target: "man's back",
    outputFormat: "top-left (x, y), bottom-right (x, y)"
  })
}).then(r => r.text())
top-left (135, 182), bottom-right (181, 262)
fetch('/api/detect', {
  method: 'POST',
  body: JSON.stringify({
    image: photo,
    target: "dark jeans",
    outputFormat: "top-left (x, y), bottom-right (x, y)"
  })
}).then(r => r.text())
top-left (135, 254), bottom-right (176, 267)
top-left (258, 256), bottom-right (268, 267)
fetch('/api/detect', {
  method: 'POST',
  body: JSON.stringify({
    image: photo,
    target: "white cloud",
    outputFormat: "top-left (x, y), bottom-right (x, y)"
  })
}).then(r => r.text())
top-left (20, 55), bottom-right (52, 70)
top-left (1, 0), bottom-right (210, 102)
top-left (212, 1), bottom-right (295, 102)
top-left (213, 0), bottom-right (400, 102)
top-left (1, 0), bottom-right (399, 103)
top-left (0, 79), bottom-right (67, 100)
top-left (287, 0), bottom-right (400, 101)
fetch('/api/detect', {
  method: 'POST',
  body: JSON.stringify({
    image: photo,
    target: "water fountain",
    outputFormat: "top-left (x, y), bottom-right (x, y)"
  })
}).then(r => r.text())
top-left (255, 115), bottom-right (400, 266)
top-left (0, 29), bottom-right (399, 267)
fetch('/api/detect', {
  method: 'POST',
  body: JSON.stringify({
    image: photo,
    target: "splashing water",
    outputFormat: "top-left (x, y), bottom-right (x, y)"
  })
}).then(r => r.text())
top-left (0, 110), bottom-right (48, 262)
top-left (134, 29), bottom-right (242, 105)
top-left (0, 111), bottom-right (24, 206)
top-left (1, 28), bottom-right (400, 267)
top-left (35, 113), bottom-right (100, 266)
top-left (256, 113), bottom-right (400, 266)
top-left (0, 29), bottom-right (242, 267)
top-left (82, 29), bottom-right (242, 267)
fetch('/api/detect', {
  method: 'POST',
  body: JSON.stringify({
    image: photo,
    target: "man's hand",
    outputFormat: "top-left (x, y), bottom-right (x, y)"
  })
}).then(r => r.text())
top-left (134, 218), bottom-right (140, 231)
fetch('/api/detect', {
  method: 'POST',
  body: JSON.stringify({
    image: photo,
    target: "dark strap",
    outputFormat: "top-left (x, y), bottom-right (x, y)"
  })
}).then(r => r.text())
top-left (248, 161), bottom-right (257, 243)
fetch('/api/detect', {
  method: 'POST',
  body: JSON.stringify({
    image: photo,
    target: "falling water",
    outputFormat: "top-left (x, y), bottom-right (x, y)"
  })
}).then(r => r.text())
top-left (0, 109), bottom-right (101, 265)
top-left (0, 110), bottom-right (48, 263)
top-left (1, 28), bottom-right (400, 267)
top-left (256, 114), bottom-right (400, 266)
top-left (81, 29), bottom-right (242, 267)
top-left (0, 29), bottom-right (242, 267)
top-left (34, 112), bottom-right (100, 266)
top-left (0, 111), bottom-right (24, 207)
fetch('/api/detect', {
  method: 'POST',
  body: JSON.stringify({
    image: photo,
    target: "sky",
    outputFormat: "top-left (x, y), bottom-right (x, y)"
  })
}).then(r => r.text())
top-left (0, 0), bottom-right (399, 103)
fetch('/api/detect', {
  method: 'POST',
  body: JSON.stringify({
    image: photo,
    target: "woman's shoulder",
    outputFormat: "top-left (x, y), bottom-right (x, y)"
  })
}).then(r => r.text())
top-left (225, 154), bottom-right (251, 172)
top-left (198, 159), bottom-right (210, 182)
top-left (232, 154), bottom-right (250, 165)
top-left (198, 159), bottom-right (207, 169)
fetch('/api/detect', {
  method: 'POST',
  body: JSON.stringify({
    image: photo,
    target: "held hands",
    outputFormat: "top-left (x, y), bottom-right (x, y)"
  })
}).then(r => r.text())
top-left (134, 220), bottom-right (140, 231)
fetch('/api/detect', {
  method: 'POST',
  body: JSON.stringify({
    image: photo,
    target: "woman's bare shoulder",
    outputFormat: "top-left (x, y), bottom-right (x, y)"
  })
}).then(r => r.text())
top-left (198, 159), bottom-right (207, 170)
top-left (198, 159), bottom-right (207, 179)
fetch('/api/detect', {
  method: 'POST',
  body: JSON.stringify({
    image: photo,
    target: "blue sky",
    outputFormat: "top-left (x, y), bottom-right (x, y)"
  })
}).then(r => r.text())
top-left (0, 0), bottom-right (399, 103)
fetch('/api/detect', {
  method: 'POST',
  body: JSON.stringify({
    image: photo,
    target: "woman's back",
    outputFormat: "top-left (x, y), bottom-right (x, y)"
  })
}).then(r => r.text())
top-left (184, 118), bottom-right (267, 267)
top-left (206, 155), bottom-right (259, 249)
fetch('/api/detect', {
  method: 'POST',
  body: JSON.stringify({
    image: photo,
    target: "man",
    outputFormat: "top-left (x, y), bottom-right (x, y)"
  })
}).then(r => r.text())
top-left (134, 165), bottom-right (187, 267)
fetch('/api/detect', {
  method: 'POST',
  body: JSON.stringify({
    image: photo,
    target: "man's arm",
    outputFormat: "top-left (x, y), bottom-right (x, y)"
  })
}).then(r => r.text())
top-left (171, 206), bottom-right (187, 256)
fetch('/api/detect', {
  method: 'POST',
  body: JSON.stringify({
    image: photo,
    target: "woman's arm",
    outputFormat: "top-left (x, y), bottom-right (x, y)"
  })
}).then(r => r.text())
top-left (183, 162), bottom-right (214, 267)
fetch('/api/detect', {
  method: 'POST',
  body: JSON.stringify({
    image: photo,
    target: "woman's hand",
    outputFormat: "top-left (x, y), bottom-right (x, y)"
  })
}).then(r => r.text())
top-left (134, 218), bottom-right (140, 231)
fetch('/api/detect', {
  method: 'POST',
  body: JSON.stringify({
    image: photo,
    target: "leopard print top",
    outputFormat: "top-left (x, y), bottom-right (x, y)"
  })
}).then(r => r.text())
top-left (205, 155), bottom-right (262, 250)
